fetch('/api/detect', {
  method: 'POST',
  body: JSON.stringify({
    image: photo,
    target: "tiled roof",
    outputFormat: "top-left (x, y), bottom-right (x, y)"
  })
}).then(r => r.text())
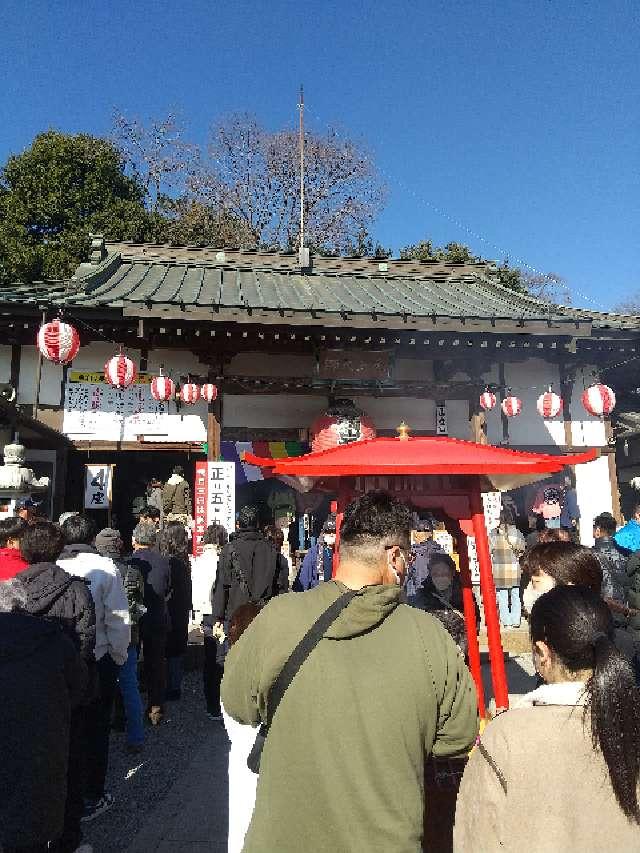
top-left (0, 240), bottom-right (637, 331)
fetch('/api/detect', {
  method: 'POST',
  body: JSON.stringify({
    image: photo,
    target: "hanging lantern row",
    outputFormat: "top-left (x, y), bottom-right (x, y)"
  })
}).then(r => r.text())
top-left (479, 383), bottom-right (616, 419)
top-left (104, 354), bottom-right (138, 389)
top-left (150, 374), bottom-right (175, 402)
top-left (37, 319), bottom-right (80, 365)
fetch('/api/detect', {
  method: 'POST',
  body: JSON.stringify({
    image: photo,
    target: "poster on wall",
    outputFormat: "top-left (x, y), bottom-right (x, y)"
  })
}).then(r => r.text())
top-left (84, 464), bottom-right (113, 509)
top-left (466, 492), bottom-right (502, 584)
top-left (63, 371), bottom-right (205, 442)
top-left (193, 461), bottom-right (235, 556)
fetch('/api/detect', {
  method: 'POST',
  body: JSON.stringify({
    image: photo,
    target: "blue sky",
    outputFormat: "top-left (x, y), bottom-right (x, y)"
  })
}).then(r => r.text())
top-left (2, 0), bottom-right (639, 309)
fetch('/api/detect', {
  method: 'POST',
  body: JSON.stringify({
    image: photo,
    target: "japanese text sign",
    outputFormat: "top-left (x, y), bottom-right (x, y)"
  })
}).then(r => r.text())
top-left (193, 461), bottom-right (235, 556)
top-left (84, 464), bottom-right (113, 509)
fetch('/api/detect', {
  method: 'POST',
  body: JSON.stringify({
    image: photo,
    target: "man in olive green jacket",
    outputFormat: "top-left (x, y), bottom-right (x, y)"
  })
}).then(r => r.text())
top-left (222, 491), bottom-right (479, 853)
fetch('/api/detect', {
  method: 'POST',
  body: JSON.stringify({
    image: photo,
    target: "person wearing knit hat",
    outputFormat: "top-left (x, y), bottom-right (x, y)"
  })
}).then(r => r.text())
top-left (95, 528), bottom-right (145, 753)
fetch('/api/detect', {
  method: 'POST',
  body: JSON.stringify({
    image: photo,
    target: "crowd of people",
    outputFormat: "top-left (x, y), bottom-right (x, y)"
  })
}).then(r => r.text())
top-left (2, 481), bottom-right (640, 852)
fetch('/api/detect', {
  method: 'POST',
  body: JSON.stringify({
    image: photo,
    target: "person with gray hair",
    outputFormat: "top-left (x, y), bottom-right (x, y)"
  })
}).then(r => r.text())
top-left (130, 521), bottom-right (171, 725)
top-left (0, 578), bottom-right (88, 852)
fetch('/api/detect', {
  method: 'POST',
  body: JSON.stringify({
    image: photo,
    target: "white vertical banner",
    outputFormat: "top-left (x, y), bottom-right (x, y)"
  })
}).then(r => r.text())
top-left (84, 464), bottom-right (113, 509)
top-left (435, 402), bottom-right (448, 435)
top-left (193, 461), bottom-right (235, 555)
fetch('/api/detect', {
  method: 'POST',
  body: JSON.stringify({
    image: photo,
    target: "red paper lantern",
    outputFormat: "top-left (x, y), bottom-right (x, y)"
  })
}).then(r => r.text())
top-left (150, 375), bottom-right (175, 402)
top-left (501, 395), bottom-right (522, 417)
top-left (310, 400), bottom-right (376, 453)
top-left (36, 319), bottom-right (80, 364)
top-left (537, 391), bottom-right (563, 419)
top-left (180, 383), bottom-right (200, 404)
top-left (479, 391), bottom-right (497, 411)
top-left (201, 383), bottom-right (218, 403)
top-left (582, 383), bottom-right (616, 417)
top-left (104, 354), bottom-right (137, 389)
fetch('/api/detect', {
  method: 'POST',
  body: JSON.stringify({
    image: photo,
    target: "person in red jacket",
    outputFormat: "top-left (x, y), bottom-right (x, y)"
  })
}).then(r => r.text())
top-left (0, 516), bottom-right (28, 580)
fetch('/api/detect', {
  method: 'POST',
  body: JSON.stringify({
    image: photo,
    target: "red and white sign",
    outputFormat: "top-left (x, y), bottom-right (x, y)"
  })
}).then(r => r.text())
top-left (537, 391), bottom-right (563, 419)
top-left (192, 461), bottom-right (235, 556)
top-left (501, 395), bottom-right (522, 417)
top-left (582, 383), bottom-right (616, 417)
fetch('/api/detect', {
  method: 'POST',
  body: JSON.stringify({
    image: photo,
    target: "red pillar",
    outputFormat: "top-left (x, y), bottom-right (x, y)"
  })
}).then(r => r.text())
top-left (470, 485), bottom-right (509, 712)
top-left (456, 529), bottom-right (486, 718)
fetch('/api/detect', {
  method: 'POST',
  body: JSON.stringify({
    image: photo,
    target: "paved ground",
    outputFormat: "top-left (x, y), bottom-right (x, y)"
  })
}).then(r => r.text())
top-left (83, 653), bottom-right (537, 852)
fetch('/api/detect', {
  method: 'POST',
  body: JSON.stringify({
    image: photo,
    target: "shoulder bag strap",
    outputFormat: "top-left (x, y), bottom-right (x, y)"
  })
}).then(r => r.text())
top-left (266, 589), bottom-right (357, 729)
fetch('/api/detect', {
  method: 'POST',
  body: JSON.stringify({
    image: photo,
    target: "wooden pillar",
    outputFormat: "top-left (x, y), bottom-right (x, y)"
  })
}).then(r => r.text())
top-left (469, 396), bottom-right (487, 445)
top-left (559, 363), bottom-right (574, 449)
top-left (456, 527), bottom-right (486, 717)
top-left (605, 421), bottom-right (623, 524)
top-left (207, 370), bottom-right (222, 462)
top-left (470, 484), bottom-right (509, 712)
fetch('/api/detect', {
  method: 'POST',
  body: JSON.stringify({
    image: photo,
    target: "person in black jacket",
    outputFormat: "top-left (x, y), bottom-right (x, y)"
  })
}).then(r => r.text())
top-left (0, 578), bottom-right (88, 853)
top-left (158, 521), bottom-right (193, 701)
top-left (413, 553), bottom-right (481, 650)
top-left (129, 521), bottom-right (171, 725)
top-left (211, 505), bottom-right (285, 630)
top-left (15, 521), bottom-right (96, 853)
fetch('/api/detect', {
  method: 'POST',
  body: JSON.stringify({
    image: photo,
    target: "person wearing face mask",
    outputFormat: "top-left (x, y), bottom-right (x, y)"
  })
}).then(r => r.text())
top-left (521, 541), bottom-right (603, 617)
top-left (414, 554), bottom-right (481, 638)
top-left (454, 585), bottom-right (640, 851)
top-left (222, 490), bottom-right (478, 853)
top-left (292, 515), bottom-right (337, 591)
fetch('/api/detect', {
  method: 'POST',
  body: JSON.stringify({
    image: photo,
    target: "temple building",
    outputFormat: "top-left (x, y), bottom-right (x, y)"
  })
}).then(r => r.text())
top-left (0, 235), bottom-right (637, 546)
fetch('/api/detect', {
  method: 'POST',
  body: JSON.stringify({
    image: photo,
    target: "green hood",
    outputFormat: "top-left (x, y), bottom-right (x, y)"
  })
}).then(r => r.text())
top-left (325, 581), bottom-right (400, 639)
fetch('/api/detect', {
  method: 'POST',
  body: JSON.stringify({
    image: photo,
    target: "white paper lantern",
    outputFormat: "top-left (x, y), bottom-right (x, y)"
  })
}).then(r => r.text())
top-left (37, 319), bottom-right (80, 364)
top-left (582, 383), bottom-right (616, 417)
top-left (501, 395), bottom-right (522, 417)
top-left (479, 391), bottom-right (497, 411)
top-left (537, 391), bottom-right (563, 419)
top-left (201, 383), bottom-right (218, 403)
top-left (104, 353), bottom-right (137, 389)
top-left (180, 383), bottom-right (200, 404)
top-left (150, 375), bottom-right (175, 402)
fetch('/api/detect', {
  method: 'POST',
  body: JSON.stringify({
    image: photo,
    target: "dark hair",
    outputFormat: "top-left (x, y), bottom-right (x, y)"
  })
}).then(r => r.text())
top-left (535, 515), bottom-right (547, 533)
top-left (202, 523), bottom-right (228, 548)
top-left (594, 512), bottom-right (617, 536)
top-left (521, 542), bottom-right (602, 595)
top-left (264, 524), bottom-right (284, 547)
top-left (142, 505), bottom-right (160, 520)
top-left (172, 465), bottom-right (185, 477)
top-left (429, 553), bottom-right (456, 574)
top-left (20, 521), bottom-right (64, 564)
top-left (0, 517), bottom-right (27, 547)
top-left (530, 585), bottom-right (640, 822)
top-left (228, 602), bottom-right (260, 645)
top-left (238, 505), bottom-right (258, 531)
top-left (341, 490), bottom-right (411, 546)
top-left (158, 521), bottom-right (190, 564)
top-left (431, 608), bottom-right (467, 655)
top-left (62, 514), bottom-right (96, 546)
top-left (322, 514), bottom-right (337, 534)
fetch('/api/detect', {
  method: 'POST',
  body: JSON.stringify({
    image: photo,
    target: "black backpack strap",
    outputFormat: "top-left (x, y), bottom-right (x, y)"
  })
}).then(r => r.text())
top-left (266, 589), bottom-right (357, 728)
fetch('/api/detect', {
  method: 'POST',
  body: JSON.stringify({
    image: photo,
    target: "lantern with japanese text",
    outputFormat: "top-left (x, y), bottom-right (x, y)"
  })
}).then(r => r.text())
top-left (201, 383), bottom-right (218, 403)
top-left (104, 353), bottom-right (137, 389)
top-left (537, 390), bottom-right (563, 419)
top-left (310, 399), bottom-right (376, 453)
top-left (501, 395), bottom-right (522, 418)
top-left (479, 391), bottom-right (497, 412)
top-left (582, 383), bottom-right (616, 417)
top-left (36, 319), bottom-right (80, 364)
top-left (150, 374), bottom-right (175, 402)
top-left (180, 383), bottom-right (200, 404)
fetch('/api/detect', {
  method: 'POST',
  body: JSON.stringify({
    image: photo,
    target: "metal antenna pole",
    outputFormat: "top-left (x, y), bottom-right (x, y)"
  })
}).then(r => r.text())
top-left (298, 85), bottom-right (305, 251)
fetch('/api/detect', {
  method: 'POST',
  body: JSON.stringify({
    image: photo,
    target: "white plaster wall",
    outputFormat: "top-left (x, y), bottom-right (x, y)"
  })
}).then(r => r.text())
top-left (223, 395), bottom-right (328, 429)
top-left (445, 400), bottom-right (472, 438)
top-left (353, 396), bottom-right (436, 431)
top-left (501, 359), bottom-right (562, 447)
top-left (17, 346), bottom-right (63, 406)
top-left (0, 346), bottom-right (11, 384)
top-left (575, 455), bottom-right (612, 545)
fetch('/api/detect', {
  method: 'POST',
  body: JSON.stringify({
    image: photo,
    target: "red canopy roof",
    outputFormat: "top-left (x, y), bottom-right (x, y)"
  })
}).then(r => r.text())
top-left (243, 436), bottom-right (597, 480)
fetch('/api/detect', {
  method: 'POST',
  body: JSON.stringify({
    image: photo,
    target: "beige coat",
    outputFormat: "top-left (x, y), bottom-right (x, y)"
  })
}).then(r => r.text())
top-left (454, 698), bottom-right (639, 853)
